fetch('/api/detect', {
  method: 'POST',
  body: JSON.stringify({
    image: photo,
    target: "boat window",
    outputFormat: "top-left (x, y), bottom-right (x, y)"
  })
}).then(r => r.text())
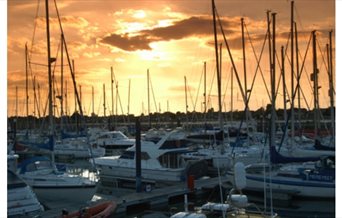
top-left (119, 151), bottom-right (135, 159)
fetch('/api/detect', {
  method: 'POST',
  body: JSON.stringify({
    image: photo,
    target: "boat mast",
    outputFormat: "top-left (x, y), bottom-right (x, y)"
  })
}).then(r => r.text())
top-left (295, 22), bottom-right (301, 140)
top-left (111, 66), bottom-right (114, 117)
top-left (230, 67), bottom-right (233, 123)
top-left (184, 76), bottom-right (188, 128)
top-left (92, 86), bottom-right (94, 116)
top-left (281, 46), bottom-right (287, 122)
top-left (15, 86), bottom-right (18, 119)
top-left (65, 80), bottom-right (68, 116)
top-left (328, 30), bottom-right (334, 141)
top-left (290, 1), bottom-right (295, 144)
top-left (212, 0), bottom-right (223, 137)
top-left (60, 33), bottom-right (64, 130)
top-left (203, 61), bottom-right (207, 114)
top-left (103, 83), bottom-right (106, 117)
top-left (270, 12), bottom-right (277, 217)
top-left (45, 0), bottom-right (54, 151)
top-left (128, 79), bottom-right (131, 117)
top-left (312, 30), bottom-right (320, 140)
top-left (147, 69), bottom-right (151, 129)
top-left (241, 17), bottom-right (249, 143)
top-left (25, 43), bottom-right (29, 134)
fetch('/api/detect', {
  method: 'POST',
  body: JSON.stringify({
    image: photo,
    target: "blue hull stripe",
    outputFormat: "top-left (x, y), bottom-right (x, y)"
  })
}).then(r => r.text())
top-left (246, 175), bottom-right (335, 188)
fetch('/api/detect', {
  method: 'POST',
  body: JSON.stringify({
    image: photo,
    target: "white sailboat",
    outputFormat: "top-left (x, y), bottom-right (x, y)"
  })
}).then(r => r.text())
top-left (17, 0), bottom-right (96, 207)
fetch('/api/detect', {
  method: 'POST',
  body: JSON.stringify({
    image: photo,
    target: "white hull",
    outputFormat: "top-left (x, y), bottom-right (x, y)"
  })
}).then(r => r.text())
top-left (228, 172), bottom-right (335, 198)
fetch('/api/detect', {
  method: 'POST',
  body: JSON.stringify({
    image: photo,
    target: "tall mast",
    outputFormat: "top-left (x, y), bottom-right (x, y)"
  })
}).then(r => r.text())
top-left (65, 80), bottom-right (68, 116)
top-left (270, 12), bottom-right (277, 217)
top-left (79, 85), bottom-right (82, 112)
top-left (184, 76), bottom-right (188, 128)
top-left (103, 83), bottom-right (106, 117)
top-left (92, 86), bottom-right (94, 116)
top-left (72, 59), bottom-right (76, 113)
top-left (147, 69), bottom-right (151, 129)
top-left (60, 34), bottom-right (64, 130)
top-left (290, 1), bottom-right (295, 144)
top-left (115, 81), bottom-right (119, 129)
top-left (25, 43), bottom-right (29, 133)
top-left (241, 17), bottom-right (249, 144)
top-left (33, 76), bottom-right (36, 117)
top-left (295, 22), bottom-right (301, 140)
top-left (128, 79), bottom-right (131, 116)
top-left (328, 30), bottom-right (334, 140)
top-left (212, 0), bottom-right (223, 133)
top-left (281, 46), bottom-right (287, 122)
top-left (230, 67), bottom-right (233, 123)
top-left (15, 86), bottom-right (18, 119)
top-left (45, 0), bottom-right (54, 150)
top-left (312, 30), bottom-right (320, 139)
top-left (111, 66), bottom-right (114, 116)
top-left (203, 61), bottom-right (207, 114)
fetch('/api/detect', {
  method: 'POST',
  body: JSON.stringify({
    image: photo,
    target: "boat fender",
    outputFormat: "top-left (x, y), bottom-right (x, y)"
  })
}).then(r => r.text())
top-left (233, 162), bottom-right (246, 190)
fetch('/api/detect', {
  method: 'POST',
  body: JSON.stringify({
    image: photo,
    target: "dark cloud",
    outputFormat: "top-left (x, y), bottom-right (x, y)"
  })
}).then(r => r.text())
top-left (100, 15), bottom-right (239, 51)
top-left (101, 33), bottom-right (153, 51)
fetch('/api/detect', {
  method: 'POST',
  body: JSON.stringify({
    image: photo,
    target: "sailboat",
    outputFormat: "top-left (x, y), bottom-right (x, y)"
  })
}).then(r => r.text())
top-left (227, 12), bottom-right (335, 199)
top-left (17, 0), bottom-right (96, 207)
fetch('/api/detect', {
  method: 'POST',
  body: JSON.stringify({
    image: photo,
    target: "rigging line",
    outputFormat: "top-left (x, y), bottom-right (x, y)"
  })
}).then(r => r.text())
top-left (190, 68), bottom-right (204, 124)
top-left (278, 32), bottom-right (313, 152)
top-left (215, 8), bottom-right (247, 108)
top-left (53, 0), bottom-right (83, 118)
top-left (316, 38), bottom-right (333, 95)
top-left (274, 49), bottom-right (284, 104)
top-left (193, 67), bottom-right (204, 112)
top-left (244, 22), bottom-right (271, 103)
top-left (207, 62), bottom-right (216, 110)
top-left (117, 83), bottom-right (126, 118)
top-left (29, 0), bottom-right (41, 60)
top-left (222, 64), bottom-right (231, 104)
top-left (299, 85), bottom-right (310, 111)
top-left (188, 83), bottom-right (195, 111)
top-left (294, 4), bottom-right (305, 32)
top-left (27, 50), bottom-right (41, 118)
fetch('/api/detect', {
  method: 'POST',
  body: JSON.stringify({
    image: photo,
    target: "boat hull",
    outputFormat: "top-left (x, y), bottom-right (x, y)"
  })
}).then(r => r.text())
top-left (228, 172), bottom-right (335, 198)
top-left (32, 185), bottom-right (96, 206)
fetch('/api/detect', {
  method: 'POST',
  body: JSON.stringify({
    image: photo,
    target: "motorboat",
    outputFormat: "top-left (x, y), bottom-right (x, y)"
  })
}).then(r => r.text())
top-left (91, 130), bottom-right (135, 156)
top-left (94, 129), bottom-right (207, 183)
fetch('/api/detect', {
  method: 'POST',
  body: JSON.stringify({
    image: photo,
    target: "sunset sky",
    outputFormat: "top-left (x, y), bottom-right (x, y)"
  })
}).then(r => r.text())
top-left (7, 0), bottom-right (335, 118)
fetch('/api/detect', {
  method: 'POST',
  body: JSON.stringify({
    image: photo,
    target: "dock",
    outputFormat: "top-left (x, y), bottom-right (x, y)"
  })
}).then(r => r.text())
top-left (40, 176), bottom-right (233, 217)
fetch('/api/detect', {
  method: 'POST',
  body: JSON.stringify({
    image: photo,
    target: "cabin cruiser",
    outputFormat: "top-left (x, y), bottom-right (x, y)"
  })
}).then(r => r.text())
top-left (94, 129), bottom-right (208, 184)
top-left (91, 131), bottom-right (135, 156)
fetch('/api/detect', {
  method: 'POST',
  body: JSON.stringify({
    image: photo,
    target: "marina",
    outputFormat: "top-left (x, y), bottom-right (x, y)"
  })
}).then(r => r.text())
top-left (6, 0), bottom-right (335, 217)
